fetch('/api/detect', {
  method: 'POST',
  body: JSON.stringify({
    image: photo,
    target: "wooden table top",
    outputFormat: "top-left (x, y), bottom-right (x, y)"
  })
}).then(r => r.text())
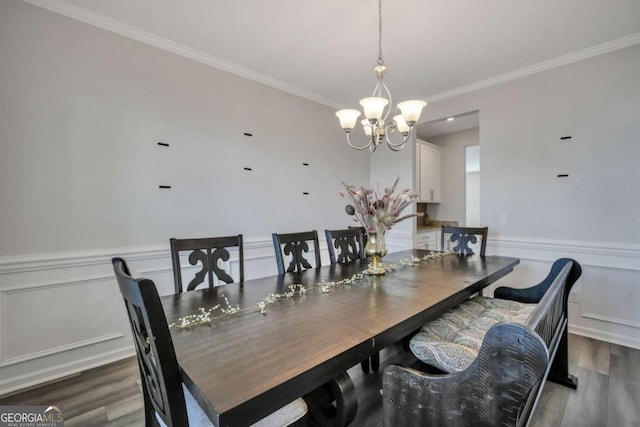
top-left (161, 249), bottom-right (520, 427)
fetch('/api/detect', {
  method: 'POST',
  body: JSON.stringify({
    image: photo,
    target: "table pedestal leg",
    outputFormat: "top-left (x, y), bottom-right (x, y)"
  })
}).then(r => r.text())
top-left (304, 371), bottom-right (357, 427)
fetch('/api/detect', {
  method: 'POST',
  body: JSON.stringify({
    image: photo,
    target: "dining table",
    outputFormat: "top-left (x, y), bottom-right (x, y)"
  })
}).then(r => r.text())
top-left (161, 249), bottom-right (520, 427)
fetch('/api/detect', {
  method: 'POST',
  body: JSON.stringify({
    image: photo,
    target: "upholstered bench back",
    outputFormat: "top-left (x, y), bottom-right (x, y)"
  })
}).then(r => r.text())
top-left (383, 260), bottom-right (579, 427)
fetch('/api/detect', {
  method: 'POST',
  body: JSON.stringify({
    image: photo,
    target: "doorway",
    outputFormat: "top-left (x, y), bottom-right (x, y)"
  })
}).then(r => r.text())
top-left (415, 111), bottom-right (479, 226)
top-left (465, 145), bottom-right (480, 226)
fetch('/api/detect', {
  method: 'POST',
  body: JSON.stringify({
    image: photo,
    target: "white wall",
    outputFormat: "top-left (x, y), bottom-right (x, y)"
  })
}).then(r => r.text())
top-left (368, 136), bottom-right (417, 252)
top-left (465, 171), bottom-right (480, 226)
top-left (0, 1), bottom-right (369, 257)
top-left (419, 44), bottom-right (640, 349)
top-left (0, 0), bottom-right (369, 395)
top-left (425, 128), bottom-right (480, 224)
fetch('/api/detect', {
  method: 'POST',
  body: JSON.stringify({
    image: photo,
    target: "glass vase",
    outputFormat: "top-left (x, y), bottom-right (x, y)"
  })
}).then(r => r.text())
top-left (364, 230), bottom-right (388, 275)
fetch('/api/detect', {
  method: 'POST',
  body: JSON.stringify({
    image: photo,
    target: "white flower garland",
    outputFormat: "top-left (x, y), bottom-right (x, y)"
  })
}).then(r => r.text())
top-left (170, 251), bottom-right (452, 329)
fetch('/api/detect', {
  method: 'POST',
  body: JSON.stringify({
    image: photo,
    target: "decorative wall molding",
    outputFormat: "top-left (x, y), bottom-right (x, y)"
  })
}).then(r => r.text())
top-left (1, 273), bottom-right (113, 293)
top-left (0, 245), bottom-right (168, 275)
top-left (569, 324), bottom-right (640, 352)
top-left (1, 274), bottom-right (127, 366)
top-left (19, 0), bottom-right (341, 109)
top-left (0, 346), bottom-right (135, 397)
top-left (0, 236), bottom-right (281, 277)
top-left (386, 230), bottom-right (414, 252)
top-left (487, 235), bottom-right (640, 350)
top-left (1, 333), bottom-right (124, 367)
top-left (1, 234), bottom-right (637, 395)
top-left (426, 32), bottom-right (640, 103)
top-left (20, 1), bottom-right (640, 109)
top-left (488, 236), bottom-right (640, 262)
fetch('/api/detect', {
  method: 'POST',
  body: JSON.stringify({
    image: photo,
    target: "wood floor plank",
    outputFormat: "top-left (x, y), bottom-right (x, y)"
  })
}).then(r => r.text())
top-left (609, 344), bottom-right (640, 377)
top-left (577, 337), bottom-right (611, 375)
top-left (1, 335), bottom-right (638, 426)
top-left (104, 408), bottom-right (146, 427)
top-left (567, 333), bottom-right (585, 373)
top-left (560, 367), bottom-right (609, 427)
top-left (105, 394), bottom-right (144, 421)
top-left (607, 349), bottom-right (640, 427)
top-left (64, 406), bottom-right (109, 427)
top-left (347, 343), bottom-right (414, 427)
top-left (529, 382), bottom-right (571, 427)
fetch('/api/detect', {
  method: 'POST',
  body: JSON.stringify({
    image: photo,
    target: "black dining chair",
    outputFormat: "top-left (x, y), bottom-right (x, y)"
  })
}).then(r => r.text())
top-left (348, 225), bottom-right (368, 247)
top-left (325, 228), bottom-right (366, 265)
top-left (441, 226), bottom-right (488, 256)
top-left (170, 235), bottom-right (244, 293)
top-left (272, 230), bottom-right (321, 274)
top-left (112, 257), bottom-right (307, 427)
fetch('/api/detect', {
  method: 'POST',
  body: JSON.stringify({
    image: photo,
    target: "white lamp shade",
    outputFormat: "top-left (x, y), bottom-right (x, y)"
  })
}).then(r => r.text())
top-left (361, 119), bottom-right (373, 136)
top-left (393, 115), bottom-right (410, 134)
top-left (359, 97), bottom-right (389, 121)
top-left (335, 109), bottom-right (361, 131)
top-left (397, 100), bottom-right (427, 125)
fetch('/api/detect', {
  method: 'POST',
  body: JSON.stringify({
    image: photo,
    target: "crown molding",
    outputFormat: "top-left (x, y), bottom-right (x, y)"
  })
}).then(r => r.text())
top-left (426, 32), bottom-right (640, 103)
top-left (20, 0), bottom-right (640, 108)
top-left (19, 0), bottom-right (342, 109)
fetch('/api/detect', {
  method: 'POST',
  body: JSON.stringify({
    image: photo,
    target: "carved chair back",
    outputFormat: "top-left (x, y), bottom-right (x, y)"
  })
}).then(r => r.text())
top-left (440, 226), bottom-right (488, 256)
top-left (272, 230), bottom-right (321, 274)
top-left (325, 228), bottom-right (365, 265)
top-left (348, 226), bottom-right (368, 247)
top-left (112, 257), bottom-right (188, 427)
top-left (170, 235), bottom-right (244, 294)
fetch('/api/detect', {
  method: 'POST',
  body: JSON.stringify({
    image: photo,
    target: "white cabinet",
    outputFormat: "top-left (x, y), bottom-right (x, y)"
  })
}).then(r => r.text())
top-left (415, 229), bottom-right (441, 251)
top-left (416, 140), bottom-right (441, 203)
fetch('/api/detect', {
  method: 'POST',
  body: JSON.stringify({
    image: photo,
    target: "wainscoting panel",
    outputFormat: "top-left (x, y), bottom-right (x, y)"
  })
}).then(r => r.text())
top-left (581, 266), bottom-right (640, 328)
top-left (2, 275), bottom-right (125, 365)
top-left (3, 235), bottom-right (634, 395)
top-left (487, 237), bottom-right (640, 350)
top-left (386, 230), bottom-right (414, 253)
top-left (0, 236), bottom-right (332, 395)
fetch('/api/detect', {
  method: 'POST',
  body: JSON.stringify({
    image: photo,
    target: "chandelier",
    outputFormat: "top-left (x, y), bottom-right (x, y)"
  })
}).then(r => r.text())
top-left (335, 0), bottom-right (427, 152)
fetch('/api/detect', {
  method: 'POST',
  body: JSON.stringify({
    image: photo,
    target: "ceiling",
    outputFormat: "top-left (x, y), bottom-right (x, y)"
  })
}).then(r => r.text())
top-left (25, 0), bottom-right (640, 114)
top-left (416, 111), bottom-right (479, 139)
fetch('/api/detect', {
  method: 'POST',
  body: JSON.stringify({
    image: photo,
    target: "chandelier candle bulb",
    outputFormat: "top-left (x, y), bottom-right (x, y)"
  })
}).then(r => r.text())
top-left (335, 109), bottom-right (361, 131)
top-left (393, 115), bottom-right (410, 134)
top-left (397, 100), bottom-right (427, 126)
top-left (359, 97), bottom-right (389, 121)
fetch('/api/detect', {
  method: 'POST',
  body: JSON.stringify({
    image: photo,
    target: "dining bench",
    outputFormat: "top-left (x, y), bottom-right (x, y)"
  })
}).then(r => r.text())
top-left (382, 258), bottom-right (581, 427)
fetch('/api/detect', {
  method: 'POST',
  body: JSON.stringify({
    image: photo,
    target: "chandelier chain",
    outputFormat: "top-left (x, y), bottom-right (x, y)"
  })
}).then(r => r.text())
top-left (377, 0), bottom-right (384, 65)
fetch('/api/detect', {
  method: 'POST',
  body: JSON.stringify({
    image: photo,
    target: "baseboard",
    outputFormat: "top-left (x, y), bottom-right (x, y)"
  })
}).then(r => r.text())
top-left (569, 325), bottom-right (640, 351)
top-left (0, 346), bottom-right (135, 397)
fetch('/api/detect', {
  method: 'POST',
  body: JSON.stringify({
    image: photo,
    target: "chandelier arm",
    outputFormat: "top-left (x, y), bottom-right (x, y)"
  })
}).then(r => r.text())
top-left (371, 70), bottom-right (392, 124)
top-left (380, 79), bottom-right (392, 125)
top-left (346, 133), bottom-right (374, 151)
top-left (387, 142), bottom-right (407, 152)
top-left (384, 122), bottom-right (412, 148)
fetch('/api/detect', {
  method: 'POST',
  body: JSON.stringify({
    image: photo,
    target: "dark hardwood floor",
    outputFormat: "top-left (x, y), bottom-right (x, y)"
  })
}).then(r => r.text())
top-left (1, 334), bottom-right (638, 426)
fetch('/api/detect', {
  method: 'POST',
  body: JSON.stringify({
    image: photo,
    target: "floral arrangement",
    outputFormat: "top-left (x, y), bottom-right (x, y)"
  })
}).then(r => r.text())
top-left (340, 177), bottom-right (420, 234)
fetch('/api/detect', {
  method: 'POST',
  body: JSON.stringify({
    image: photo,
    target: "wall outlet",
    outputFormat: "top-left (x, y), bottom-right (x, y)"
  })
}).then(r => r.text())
top-left (568, 291), bottom-right (580, 304)
top-left (499, 212), bottom-right (508, 224)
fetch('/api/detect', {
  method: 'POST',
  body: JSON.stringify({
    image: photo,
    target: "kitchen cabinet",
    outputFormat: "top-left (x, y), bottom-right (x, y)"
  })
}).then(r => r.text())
top-left (416, 140), bottom-right (441, 203)
top-left (415, 229), bottom-right (441, 251)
